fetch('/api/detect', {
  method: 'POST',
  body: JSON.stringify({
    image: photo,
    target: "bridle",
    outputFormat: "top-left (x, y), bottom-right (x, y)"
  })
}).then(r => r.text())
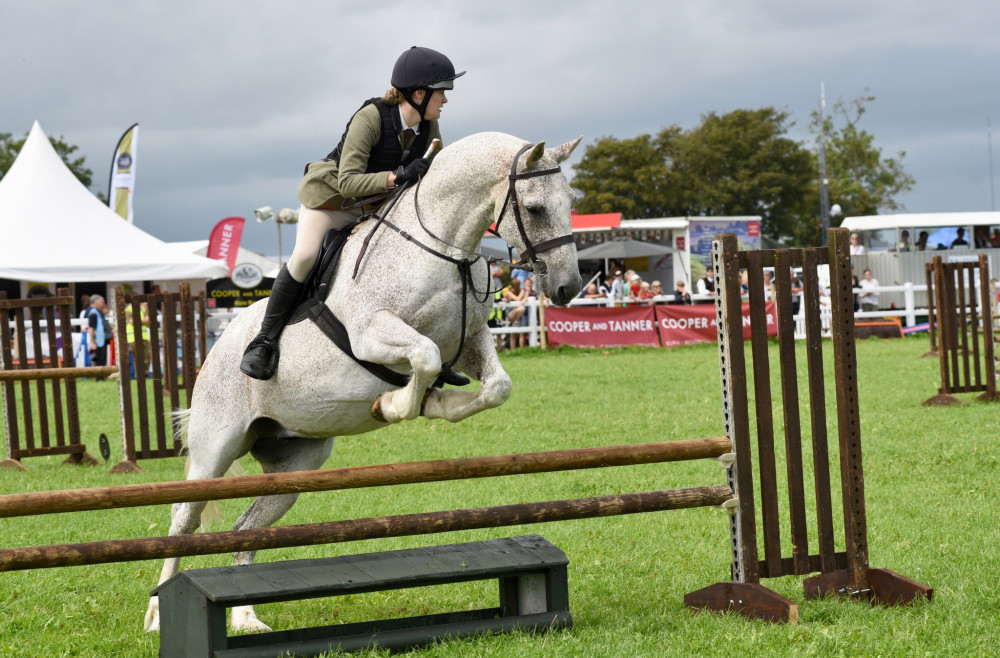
top-left (349, 142), bottom-right (572, 379)
top-left (487, 142), bottom-right (576, 277)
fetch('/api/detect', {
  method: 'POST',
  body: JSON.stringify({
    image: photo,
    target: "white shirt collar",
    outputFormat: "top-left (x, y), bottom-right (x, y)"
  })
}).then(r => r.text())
top-left (397, 105), bottom-right (420, 134)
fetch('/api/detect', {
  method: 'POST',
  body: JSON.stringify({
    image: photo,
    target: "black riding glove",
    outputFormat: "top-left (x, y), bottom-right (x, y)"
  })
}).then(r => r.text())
top-left (393, 158), bottom-right (430, 187)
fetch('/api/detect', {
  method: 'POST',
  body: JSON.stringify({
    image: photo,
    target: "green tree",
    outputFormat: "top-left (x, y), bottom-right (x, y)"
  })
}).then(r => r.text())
top-left (571, 108), bottom-right (815, 242)
top-left (812, 90), bottom-right (915, 220)
top-left (681, 108), bottom-right (814, 241)
top-left (571, 127), bottom-right (686, 218)
top-left (0, 131), bottom-right (103, 200)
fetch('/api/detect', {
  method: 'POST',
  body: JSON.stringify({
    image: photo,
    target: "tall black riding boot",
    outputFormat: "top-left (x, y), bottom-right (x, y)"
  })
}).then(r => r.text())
top-left (239, 266), bottom-right (304, 380)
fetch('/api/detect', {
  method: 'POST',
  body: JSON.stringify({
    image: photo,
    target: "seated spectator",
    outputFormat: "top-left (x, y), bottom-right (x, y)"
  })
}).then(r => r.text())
top-left (696, 270), bottom-right (716, 301)
top-left (638, 281), bottom-right (655, 305)
top-left (991, 228), bottom-right (1000, 248)
top-left (915, 231), bottom-right (930, 251)
top-left (649, 280), bottom-right (666, 303)
top-left (670, 280), bottom-right (692, 305)
top-left (849, 232), bottom-right (865, 255)
top-left (897, 230), bottom-right (912, 251)
top-left (580, 283), bottom-right (604, 299)
top-left (973, 227), bottom-right (990, 248)
top-left (502, 278), bottom-right (526, 349)
top-left (951, 227), bottom-right (969, 249)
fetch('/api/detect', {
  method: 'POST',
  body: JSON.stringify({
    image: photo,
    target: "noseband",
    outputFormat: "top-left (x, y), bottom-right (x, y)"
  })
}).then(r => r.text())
top-left (489, 143), bottom-right (576, 276)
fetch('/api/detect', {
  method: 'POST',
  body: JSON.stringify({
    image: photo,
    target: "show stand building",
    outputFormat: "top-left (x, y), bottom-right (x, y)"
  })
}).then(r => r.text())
top-left (570, 211), bottom-right (762, 287)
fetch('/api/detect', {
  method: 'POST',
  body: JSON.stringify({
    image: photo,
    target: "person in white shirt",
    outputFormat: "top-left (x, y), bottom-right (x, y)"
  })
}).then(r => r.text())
top-left (858, 269), bottom-right (879, 312)
top-left (849, 233), bottom-right (865, 255)
top-left (696, 270), bottom-right (716, 301)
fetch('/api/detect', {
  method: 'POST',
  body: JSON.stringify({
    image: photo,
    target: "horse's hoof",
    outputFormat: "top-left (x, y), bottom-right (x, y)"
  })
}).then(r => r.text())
top-left (143, 597), bottom-right (160, 633)
top-left (370, 397), bottom-right (386, 422)
top-left (230, 606), bottom-right (272, 633)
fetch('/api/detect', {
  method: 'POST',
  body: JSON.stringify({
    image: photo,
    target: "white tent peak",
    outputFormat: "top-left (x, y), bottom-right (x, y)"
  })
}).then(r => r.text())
top-left (0, 121), bottom-right (227, 283)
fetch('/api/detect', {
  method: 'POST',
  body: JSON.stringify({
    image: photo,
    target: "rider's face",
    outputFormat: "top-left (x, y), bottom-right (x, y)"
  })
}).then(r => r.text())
top-left (421, 90), bottom-right (448, 120)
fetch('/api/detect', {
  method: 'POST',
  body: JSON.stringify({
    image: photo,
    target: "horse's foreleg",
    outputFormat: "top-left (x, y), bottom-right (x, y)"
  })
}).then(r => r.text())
top-left (421, 327), bottom-right (511, 422)
top-left (355, 311), bottom-right (442, 423)
top-left (145, 420), bottom-right (255, 633)
top-left (229, 436), bottom-right (335, 633)
top-left (143, 499), bottom-right (210, 632)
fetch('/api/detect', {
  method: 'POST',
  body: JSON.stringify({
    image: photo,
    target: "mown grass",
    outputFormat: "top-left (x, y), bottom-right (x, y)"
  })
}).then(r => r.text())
top-left (0, 335), bottom-right (997, 657)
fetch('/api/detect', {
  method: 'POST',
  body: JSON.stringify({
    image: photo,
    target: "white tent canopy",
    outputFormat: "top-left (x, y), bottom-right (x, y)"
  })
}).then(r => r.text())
top-left (0, 122), bottom-right (227, 283)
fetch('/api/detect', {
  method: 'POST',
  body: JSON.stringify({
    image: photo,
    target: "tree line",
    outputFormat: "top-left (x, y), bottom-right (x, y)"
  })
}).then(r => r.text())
top-left (570, 91), bottom-right (914, 246)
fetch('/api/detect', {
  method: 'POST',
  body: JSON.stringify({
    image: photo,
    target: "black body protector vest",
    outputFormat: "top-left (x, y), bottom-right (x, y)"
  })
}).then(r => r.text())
top-left (325, 98), bottom-right (430, 173)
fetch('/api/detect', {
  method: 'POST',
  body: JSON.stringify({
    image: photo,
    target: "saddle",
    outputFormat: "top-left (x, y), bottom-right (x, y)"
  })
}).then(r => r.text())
top-left (287, 224), bottom-right (411, 388)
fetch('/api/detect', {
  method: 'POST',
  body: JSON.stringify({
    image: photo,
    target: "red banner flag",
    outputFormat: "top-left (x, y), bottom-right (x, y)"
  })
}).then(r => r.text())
top-left (545, 306), bottom-right (660, 348)
top-left (206, 217), bottom-right (245, 276)
top-left (654, 301), bottom-right (777, 347)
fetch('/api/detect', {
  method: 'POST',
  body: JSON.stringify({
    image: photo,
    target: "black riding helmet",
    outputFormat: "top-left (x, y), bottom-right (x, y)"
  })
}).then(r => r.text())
top-left (391, 46), bottom-right (465, 119)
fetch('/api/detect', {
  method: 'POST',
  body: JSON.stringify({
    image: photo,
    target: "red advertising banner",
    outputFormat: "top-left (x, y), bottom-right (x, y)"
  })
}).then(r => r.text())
top-left (655, 301), bottom-right (777, 347)
top-left (545, 306), bottom-right (659, 348)
top-left (206, 216), bottom-right (245, 276)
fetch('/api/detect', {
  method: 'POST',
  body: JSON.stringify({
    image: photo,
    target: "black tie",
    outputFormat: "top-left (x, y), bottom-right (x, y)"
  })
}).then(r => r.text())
top-left (402, 128), bottom-right (415, 148)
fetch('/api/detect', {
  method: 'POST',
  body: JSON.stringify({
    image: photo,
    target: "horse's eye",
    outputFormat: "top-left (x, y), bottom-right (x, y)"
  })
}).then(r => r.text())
top-left (524, 204), bottom-right (544, 216)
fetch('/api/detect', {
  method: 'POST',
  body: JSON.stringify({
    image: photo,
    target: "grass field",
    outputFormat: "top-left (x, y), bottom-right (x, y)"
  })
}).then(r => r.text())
top-left (0, 335), bottom-right (997, 657)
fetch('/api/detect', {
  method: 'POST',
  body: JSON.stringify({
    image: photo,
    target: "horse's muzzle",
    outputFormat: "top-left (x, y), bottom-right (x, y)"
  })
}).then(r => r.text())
top-left (547, 273), bottom-right (583, 307)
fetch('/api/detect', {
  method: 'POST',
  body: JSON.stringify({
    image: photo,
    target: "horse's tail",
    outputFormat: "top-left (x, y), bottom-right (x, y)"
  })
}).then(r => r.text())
top-left (173, 408), bottom-right (246, 530)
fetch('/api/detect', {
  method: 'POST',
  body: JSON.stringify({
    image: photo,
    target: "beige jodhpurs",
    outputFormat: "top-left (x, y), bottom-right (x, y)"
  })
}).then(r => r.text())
top-left (286, 205), bottom-right (364, 282)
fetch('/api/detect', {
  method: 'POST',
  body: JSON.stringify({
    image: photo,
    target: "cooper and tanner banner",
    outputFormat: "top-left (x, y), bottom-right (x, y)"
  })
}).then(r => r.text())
top-left (107, 123), bottom-right (138, 223)
top-left (206, 216), bottom-right (246, 275)
top-left (544, 302), bottom-right (778, 348)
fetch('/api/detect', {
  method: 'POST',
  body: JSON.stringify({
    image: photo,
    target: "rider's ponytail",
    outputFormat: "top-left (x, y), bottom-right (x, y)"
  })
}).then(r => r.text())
top-left (382, 88), bottom-right (404, 105)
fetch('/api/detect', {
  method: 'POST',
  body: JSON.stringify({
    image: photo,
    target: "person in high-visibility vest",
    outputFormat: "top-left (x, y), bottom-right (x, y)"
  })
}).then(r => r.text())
top-left (487, 288), bottom-right (504, 352)
top-left (125, 302), bottom-right (152, 377)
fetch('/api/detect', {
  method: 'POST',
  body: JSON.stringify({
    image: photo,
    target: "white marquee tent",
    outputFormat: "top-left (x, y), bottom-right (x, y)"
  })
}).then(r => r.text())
top-left (0, 122), bottom-right (227, 283)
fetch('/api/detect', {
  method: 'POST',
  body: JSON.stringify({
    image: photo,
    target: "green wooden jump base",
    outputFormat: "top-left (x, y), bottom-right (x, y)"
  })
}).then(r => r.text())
top-left (154, 535), bottom-right (570, 657)
top-left (685, 228), bottom-right (932, 622)
top-left (921, 255), bottom-right (998, 406)
top-left (0, 289), bottom-right (103, 470)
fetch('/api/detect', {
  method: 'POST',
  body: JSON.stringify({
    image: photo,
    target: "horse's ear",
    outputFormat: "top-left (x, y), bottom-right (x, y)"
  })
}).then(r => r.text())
top-left (524, 141), bottom-right (546, 169)
top-left (548, 136), bottom-right (583, 164)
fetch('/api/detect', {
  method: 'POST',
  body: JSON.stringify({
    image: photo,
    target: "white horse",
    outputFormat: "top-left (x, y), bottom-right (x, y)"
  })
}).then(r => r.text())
top-left (144, 132), bottom-right (583, 632)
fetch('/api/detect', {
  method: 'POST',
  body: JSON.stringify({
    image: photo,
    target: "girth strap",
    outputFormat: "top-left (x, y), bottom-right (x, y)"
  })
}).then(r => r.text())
top-left (306, 301), bottom-right (411, 388)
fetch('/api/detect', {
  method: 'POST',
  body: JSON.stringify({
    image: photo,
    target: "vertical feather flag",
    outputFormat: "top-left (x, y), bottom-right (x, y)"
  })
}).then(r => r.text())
top-left (207, 217), bottom-right (246, 275)
top-left (107, 123), bottom-right (138, 222)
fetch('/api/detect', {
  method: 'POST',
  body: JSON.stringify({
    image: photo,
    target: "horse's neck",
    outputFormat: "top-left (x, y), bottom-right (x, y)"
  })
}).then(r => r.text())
top-left (397, 177), bottom-right (494, 256)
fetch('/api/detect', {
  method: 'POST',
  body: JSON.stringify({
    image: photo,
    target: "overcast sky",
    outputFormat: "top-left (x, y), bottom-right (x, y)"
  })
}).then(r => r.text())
top-left (4, 1), bottom-right (999, 254)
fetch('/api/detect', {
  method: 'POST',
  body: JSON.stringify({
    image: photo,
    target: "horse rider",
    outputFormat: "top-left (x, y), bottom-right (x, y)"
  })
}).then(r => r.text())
top-left (240, 46), bottom-right (466, 382)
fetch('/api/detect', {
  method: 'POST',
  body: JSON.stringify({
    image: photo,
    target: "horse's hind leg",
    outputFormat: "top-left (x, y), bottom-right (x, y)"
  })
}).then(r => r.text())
top-left (228, 435), bottom-right (335, 633)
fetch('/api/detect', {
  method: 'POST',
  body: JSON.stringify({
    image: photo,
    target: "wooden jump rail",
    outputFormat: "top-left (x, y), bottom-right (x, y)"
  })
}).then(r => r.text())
top-left (0, 437), bottom-right (733, 571)
top-left (921, 255), bottom-right (998, 405)
top-left (0, 289), bottom-right (100, 469)
top-left (0, 437), bottom-right (730, 518)
top-left (0, 486), bottom-right (733, 572)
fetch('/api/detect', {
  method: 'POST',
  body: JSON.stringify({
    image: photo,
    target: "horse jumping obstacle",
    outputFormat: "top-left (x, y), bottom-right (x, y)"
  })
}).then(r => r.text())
top-left (0, 229), bottom-right (930, 653)
top-left (684, 228), bottom-right (932, 620)
top-left (110, 284), bottom-right (206, 472)
top-left (0, 289), bottom-right (110, 469)
top-left (154, 535), bottom-right (572, 656)
top-left (921, 255), bottom-right (997, 405)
